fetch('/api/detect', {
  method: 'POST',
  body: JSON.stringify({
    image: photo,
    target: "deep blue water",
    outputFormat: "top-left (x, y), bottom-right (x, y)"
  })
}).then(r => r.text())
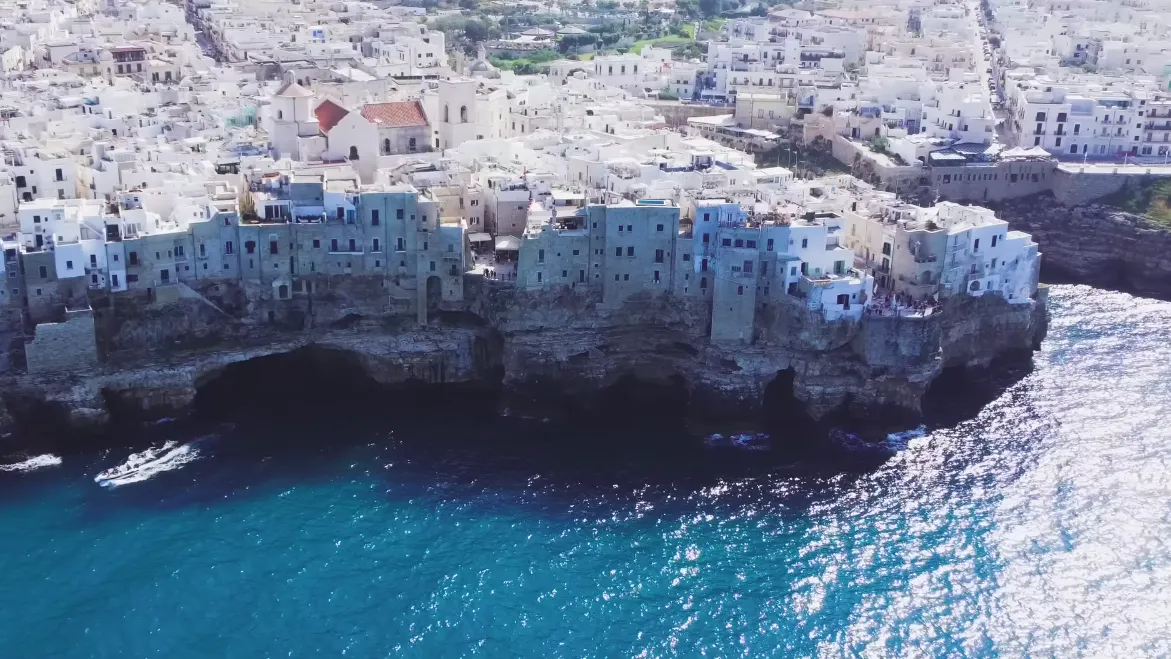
top-left (4, 284), bottom-right (1171, 658)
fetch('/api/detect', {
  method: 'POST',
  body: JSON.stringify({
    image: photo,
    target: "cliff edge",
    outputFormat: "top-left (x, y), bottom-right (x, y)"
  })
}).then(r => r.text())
top-left (0, 276), bottom-right (1047, 449)
top-left (994, 195), bottom-right (1171, 298)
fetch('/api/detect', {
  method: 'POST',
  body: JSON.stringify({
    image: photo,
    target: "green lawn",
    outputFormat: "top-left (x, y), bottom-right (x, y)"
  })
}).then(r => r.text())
top-left (626, 34), bottom-right (693, 54)
top-left (702, 18), bottom-right (726, 32)
top-left (1101, 179), bottom-right (1171, 227)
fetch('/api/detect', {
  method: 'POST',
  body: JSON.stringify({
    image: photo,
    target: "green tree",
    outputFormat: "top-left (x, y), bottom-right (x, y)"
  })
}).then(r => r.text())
top-left (238, 192), bottom-right (257, 222)
top-left (558, 33), bottom-right (599, 54)
top-left (674, 41), bottom-right (707, 60)
top-left (464, 19), bottom-right (489, 43)
top-left (698, 0), bottom-right (721, 17)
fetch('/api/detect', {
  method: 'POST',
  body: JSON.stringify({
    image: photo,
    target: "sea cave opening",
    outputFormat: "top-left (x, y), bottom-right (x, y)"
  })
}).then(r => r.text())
top-left (761, 368), bottom-right (818, 439)
top-left (586, 373), bottom-right (691, 430)
top-left (193, 346), bottom-right (501, 427)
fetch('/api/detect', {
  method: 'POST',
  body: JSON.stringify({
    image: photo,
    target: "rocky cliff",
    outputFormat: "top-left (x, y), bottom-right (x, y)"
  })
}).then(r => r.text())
top-left (0, 275), bottom-right (1047, 451)
top-left (994, 194), bottom-right (1171, 298)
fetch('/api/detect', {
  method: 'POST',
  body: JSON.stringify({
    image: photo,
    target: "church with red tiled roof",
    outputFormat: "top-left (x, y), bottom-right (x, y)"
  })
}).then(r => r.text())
top-left (313, 99), bottom-right (431, 170)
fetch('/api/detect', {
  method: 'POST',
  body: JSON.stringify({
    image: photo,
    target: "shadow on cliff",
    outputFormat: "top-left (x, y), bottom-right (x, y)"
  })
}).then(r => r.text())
top-left (921, 350), bottom-right (1036, 428)
top-left (191, 345), bottom-right (504, 424)
top-left (61, 360), bottom-right (870, 517)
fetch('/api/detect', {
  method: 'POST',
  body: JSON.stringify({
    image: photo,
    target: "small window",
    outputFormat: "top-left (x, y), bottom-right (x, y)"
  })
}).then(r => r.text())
top-left (656, 224), bottom-right (664, 232)
top-left (313, 239), bottom-right (320, 248)
top-left (38, 265), bottom-right (47, 278)
top-left (269, 241), bottom-right (279, 255)
top-left (371, 210), bottom-right (380, 226)
top-left (396, 209), bottom-right (404, 220)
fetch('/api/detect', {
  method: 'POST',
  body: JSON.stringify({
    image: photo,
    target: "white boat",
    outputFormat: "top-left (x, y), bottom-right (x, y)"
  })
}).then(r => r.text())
top-left (94, 441), bottom-right (199, 488)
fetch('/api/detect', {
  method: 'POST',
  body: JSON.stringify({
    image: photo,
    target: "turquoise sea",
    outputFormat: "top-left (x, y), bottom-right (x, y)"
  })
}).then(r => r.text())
top-left (2, 284), bottom-right (1170, 658)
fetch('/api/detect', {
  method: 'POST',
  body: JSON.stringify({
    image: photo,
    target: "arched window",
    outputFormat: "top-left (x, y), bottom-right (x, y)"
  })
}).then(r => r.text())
top-left (278, 284), bottom-right (289, 299)
top-left (277, 110), bottom-right (283, 120)
top-left (349, 146), bottom-right (359, 160)
top-left (383, 138), bottom-right (390, 154)
top-left (408, 137), bottom-right (417, 152)
top-left (460, 105), bottom-right (468, 123)
top-left (969, 280), bottom-right (981, 292)
top-left (443, 105), bottom-right (449, 122)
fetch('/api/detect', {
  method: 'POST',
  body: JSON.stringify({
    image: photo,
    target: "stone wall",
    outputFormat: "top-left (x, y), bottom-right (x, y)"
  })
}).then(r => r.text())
top-left (25, 309), bottom-right (99, 374)
top-left (1051, 166), bottom-right (1171, 206)
top-left (850, 314), bottom-right (940, 368)
top-left (642, 101), bottom-right (732, 128)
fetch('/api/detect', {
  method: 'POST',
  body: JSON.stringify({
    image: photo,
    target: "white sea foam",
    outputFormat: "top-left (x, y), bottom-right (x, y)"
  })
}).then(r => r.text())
top-left (885, 425), bottom-right (928, 449)
top-left (94, 441), bottom-right (200, 488)
top-left (0, 454), bottom-right (63, 472)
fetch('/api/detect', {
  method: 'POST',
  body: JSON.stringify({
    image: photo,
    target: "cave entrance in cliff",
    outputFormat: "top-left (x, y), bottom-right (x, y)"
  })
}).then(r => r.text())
top-left (761, 368), bottom-right (815, 434)
top-left (590, 373), bottom-right (690, 429)
top-left (193, 345), bottom-right (385, 422)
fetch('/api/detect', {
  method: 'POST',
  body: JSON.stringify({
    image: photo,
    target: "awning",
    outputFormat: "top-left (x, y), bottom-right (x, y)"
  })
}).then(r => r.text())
top-left (469, 232), bottom-right (492, 243)
top-left (495, 235), bottom-right (521, 251)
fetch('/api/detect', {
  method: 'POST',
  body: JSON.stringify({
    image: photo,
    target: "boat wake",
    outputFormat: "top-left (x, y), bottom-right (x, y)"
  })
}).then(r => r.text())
top-left (94, 441), bottom-right (200, 488)
top-left (0, 454), bottom-right (63, 472)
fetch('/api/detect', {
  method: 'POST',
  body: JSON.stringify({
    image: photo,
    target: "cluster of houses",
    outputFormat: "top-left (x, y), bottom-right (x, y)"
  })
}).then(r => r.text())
top-left (0, 0), bottom-right (1042, 374)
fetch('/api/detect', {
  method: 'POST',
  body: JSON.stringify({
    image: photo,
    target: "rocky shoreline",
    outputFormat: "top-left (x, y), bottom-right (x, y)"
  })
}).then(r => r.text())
top-left (0, 277), bottom-right (1048, 454)
top-left (992, 194), bottom-right (1171, 299)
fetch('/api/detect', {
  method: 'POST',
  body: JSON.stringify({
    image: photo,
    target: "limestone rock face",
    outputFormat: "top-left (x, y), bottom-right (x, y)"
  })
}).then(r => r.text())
top-left (996, 196), bottom-right (1171, 298)
top-left (0, 277), bottom-right (1048, 445)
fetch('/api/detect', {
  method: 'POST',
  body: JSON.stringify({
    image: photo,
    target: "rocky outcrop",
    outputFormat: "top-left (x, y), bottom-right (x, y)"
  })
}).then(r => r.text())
top-left (0, 326), bottom-right (491, 446)
top-left (0, 277), bottom-right (1048, 449)
top-left (994, 195), bottom-right (1171, 298)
